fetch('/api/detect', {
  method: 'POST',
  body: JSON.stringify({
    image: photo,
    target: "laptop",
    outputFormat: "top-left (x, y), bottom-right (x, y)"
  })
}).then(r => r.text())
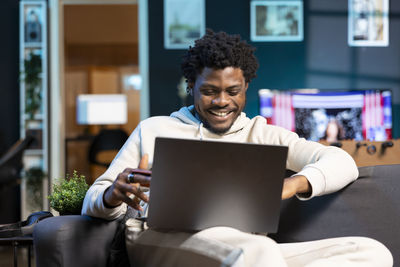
top-left (147, 137), bottom-right (288, 233)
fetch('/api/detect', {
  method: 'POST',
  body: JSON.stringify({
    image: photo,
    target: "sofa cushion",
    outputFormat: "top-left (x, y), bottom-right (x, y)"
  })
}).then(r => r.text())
top-left (271, 164), bottom-right (400, 264)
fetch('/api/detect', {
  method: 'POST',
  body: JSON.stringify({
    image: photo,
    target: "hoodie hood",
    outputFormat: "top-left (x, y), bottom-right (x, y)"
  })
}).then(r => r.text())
top-left (170, 105), bottom-right (250, 138)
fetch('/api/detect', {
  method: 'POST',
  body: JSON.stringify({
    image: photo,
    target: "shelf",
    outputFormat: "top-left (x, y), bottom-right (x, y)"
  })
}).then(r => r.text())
top-left (24, 149), bottom-right (44, 156)
top-left (20, 0), bottom-right (49, 220)
top-left (23, 113), bottom-right (44, 121)
top-left (24, 42), bottom-right (43, 48)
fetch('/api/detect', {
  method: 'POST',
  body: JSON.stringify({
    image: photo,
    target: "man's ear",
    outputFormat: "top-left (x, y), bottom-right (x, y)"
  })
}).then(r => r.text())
top-left (244, 83), bottom-right (249, 92)
top-left (187, 82), bottom-right (194, 95)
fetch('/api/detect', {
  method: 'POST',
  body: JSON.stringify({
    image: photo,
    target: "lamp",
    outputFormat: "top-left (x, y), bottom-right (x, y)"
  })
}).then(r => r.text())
top-left (76, 94), bottom-right (127, 126)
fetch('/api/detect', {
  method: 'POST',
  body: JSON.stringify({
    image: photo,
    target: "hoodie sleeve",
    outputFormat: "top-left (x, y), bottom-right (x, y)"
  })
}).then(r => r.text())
top-left (81, 124), bottom-right (142, 220)
top-left (266, 125), bottom-right (358, 200)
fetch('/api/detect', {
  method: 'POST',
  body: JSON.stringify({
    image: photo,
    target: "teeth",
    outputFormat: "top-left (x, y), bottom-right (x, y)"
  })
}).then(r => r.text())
top-left (210, 110), bottom-right (229, 117)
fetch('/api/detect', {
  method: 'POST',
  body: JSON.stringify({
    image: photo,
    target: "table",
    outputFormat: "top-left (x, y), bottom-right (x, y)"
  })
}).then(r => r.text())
top-left (0, 236), bottom-right (33, 267)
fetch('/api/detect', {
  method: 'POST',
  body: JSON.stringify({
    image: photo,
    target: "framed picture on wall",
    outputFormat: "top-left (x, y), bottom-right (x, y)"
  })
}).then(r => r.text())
top-left (250, 0), bottom-right (303, 42)
top-left (348, 0), bottom-right (389, 47)
top-left (164, 0), bottom-right (205, 49)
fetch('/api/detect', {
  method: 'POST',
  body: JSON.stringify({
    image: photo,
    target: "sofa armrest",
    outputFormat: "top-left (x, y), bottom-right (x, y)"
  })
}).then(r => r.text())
top-left (33, 215), bottom-right (122, 267)
top-left (272, 164), bottom-right (400, 264)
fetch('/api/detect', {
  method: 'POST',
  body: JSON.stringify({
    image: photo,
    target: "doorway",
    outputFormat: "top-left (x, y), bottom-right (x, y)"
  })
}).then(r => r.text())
top-left (49, 0), bottom-right (149, 184)
top-left (64, 4), bottom-right (140, 182)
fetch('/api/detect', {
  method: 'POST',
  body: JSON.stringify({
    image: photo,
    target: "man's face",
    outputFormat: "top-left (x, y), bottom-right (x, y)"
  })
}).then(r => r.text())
top-left (191, 67), bottom-right (248, 134)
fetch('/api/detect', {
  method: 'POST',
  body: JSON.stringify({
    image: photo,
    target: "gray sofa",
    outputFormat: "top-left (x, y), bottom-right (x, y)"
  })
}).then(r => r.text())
top-left (33, 164), bottom-right (400, 266)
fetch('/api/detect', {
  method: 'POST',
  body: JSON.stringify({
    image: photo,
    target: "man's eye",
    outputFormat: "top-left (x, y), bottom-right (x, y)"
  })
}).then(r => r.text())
top-left (228, 90), bottom-right (240, 96)
top-left (202, 90), bottom-right (215, 95)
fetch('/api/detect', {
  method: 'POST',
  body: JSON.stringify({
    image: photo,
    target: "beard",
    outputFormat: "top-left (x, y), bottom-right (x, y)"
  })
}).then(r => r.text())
top-left (193, 98), bottom-right (246, 135)
top-left (202, 120), bottom-right (235, 134)
top-left (195, 109), bottom-right (240, 135)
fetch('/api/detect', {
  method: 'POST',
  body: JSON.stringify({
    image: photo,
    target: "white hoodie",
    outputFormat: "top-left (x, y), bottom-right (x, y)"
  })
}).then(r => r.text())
top-left (82, 106), bottom-right (358, 220)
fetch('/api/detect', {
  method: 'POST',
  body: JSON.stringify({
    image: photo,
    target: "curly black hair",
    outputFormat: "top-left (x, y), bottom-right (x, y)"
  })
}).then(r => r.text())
top-left (181, 29), bottom-right (259, 86)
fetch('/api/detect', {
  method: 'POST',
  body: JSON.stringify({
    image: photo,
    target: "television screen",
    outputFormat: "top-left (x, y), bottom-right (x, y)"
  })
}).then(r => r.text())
top-left (259, 89), bottom-right (392, 141)
top-left (76, 94), bottom-right (127, 125)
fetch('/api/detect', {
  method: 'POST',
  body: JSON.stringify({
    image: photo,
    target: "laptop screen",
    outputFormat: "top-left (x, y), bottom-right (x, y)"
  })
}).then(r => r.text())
top-left (147, 137), bottom-right (288, 233)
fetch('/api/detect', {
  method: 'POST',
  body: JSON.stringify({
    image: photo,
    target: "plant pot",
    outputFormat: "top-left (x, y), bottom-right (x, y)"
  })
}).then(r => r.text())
top-left (58, 210), bottom-right (82, 216)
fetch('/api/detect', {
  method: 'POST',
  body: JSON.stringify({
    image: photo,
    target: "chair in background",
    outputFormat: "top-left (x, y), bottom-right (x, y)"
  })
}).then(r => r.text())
top-left (87, 128), bottom-right (128, 184)
top-left (0, 135), bottom-right (34, 190)
top-left (0, 135), bottom-right (34, 224)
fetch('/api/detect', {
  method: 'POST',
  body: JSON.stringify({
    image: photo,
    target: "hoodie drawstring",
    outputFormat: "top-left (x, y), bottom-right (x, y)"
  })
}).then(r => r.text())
top-left (198, 122), bottom-right (204, 140)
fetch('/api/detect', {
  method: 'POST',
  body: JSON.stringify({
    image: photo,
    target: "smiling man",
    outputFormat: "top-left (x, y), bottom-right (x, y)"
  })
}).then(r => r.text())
top-left (191, 67), bottom-right (247, 134)
top-left (82, 29), bottom-right (393, 266)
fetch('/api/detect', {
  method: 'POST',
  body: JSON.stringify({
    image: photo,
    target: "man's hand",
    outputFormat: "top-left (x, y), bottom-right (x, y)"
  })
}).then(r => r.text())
top-left (103, 154), bottom-right (152, 211)
top-left (281, 175), bottom-right (311, 200)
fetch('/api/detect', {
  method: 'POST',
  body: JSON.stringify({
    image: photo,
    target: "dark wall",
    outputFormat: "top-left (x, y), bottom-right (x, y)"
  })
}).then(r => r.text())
top-left (148, 0), bottom-right (400, 138)
top-left (0, 0), bottom-right (20, 152)
top-left (0, 0), bottom-right (21, 223)
top-left (148, 0), bottom-right (182, 115)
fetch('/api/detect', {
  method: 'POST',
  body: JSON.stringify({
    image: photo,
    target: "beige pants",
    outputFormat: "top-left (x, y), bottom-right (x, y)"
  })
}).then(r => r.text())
top-left (125, 221), bottom-right (393, 267)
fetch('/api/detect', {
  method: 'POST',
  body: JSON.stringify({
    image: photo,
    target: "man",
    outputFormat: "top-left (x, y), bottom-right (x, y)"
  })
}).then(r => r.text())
top-left (82, 29), bottom-right (393, 266)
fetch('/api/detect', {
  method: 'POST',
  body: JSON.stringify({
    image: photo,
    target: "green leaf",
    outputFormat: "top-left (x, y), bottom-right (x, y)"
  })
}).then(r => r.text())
top-left (48, 170), bottom-right (89, 214)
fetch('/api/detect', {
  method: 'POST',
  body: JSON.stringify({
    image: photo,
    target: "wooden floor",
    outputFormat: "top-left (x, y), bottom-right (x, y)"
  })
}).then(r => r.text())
top-left (0, 246), bottom-right (35, 267)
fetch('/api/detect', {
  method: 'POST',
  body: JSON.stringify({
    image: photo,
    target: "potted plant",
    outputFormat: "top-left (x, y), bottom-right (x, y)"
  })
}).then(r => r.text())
top-left (23, 51), bottom-right (42, 121)
top-left (48, 171), bottom-right (89, 215)
top-left (24, 166), bottom-right (46, 212)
